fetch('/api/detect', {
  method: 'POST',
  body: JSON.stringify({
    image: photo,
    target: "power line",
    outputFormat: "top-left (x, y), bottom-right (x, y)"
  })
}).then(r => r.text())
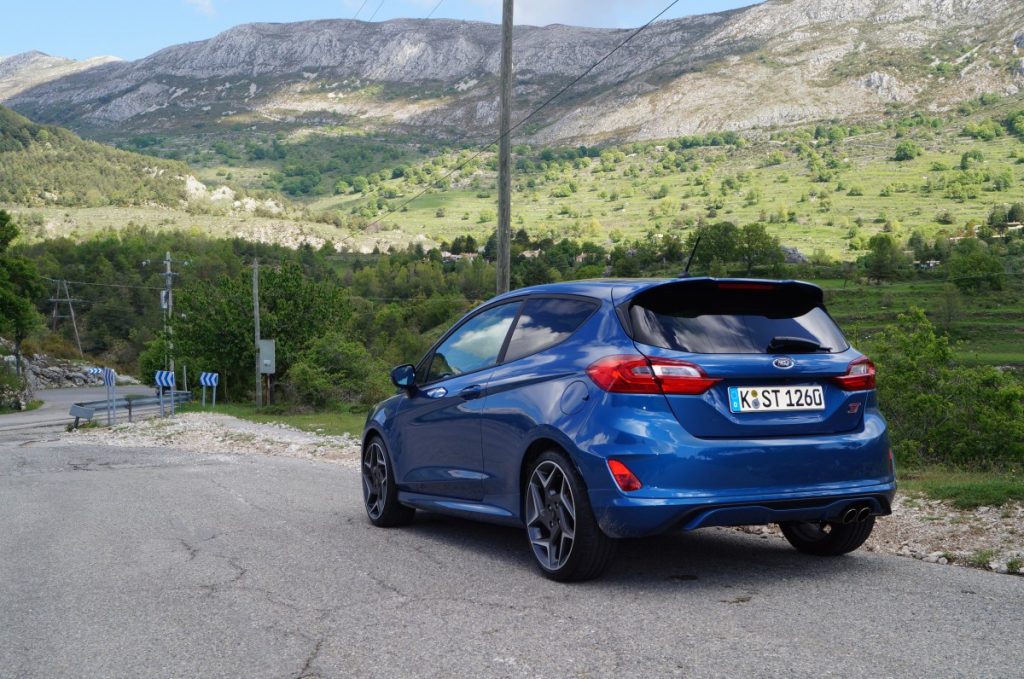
top-left (47, 280), bottom-right (84, 357)
top-left (425, 0), bottom-right (445, 19)
top-left (367, 0), bottom-right (385, 22)
top-left (352, 0), bottom-right (370, 19)
top-left (360, 0), bottom-right (681, 230)
top-left (39, 276), bottom-right (163, 291)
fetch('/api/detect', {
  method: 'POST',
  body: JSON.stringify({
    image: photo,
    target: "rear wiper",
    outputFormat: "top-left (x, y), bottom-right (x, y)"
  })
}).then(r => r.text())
top-left (767, 336), bottom-right (831, 353)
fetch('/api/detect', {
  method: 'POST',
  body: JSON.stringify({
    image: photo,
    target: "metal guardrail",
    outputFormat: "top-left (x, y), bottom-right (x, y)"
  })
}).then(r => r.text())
top-left (69, 391), bottom-right (192, 428)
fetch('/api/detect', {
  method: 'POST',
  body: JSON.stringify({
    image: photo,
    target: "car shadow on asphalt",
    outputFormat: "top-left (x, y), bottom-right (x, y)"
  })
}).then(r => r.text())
top-left (398, 511), bottom-right (884, 588)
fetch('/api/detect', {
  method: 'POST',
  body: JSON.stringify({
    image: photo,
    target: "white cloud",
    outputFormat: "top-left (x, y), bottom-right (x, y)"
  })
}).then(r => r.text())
top-left (184, 0), bottom-right (216, 17)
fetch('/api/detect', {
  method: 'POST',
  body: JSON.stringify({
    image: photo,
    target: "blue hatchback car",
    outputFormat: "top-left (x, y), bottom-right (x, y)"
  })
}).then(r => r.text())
top-left (362, 277), bottom-right (895, 581)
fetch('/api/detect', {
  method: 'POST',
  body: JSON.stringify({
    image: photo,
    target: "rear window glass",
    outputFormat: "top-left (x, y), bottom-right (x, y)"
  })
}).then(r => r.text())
top-left (503, 297), bottom-right (597, 362)
top-left (628, 283), bottom-right (849, 354)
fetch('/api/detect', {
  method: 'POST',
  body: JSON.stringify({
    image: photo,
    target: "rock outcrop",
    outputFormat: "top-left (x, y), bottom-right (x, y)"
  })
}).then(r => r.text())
top-left (2, 0), bottom-right (1023, 143)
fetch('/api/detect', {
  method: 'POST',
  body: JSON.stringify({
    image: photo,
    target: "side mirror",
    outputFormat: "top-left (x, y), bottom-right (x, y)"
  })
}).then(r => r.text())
top-left (390, 364), bottom-right (416, 389)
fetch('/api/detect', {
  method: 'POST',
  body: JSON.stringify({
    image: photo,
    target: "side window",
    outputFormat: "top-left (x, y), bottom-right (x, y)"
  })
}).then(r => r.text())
top-left (503, 297), bottom-right (597, 363)
top-left (424, 302), bottom-right (520, 383)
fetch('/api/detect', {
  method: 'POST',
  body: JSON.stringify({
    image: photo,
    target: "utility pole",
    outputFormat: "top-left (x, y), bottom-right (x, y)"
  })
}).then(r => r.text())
top-left (496, 0), bottom-right (513, 294)
top-left (49, 279), bottom-right (60, 332)
top-left (48, 280), bottom-right (84, 358)
top-left (252, 258), bottom-right (262, 408)
top-left (163, 251), bottom-right (175, 383)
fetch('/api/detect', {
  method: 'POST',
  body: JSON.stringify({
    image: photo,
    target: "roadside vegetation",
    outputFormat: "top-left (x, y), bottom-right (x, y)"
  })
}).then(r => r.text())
top-left (899, 469), bottom-right (1024, 509)
top-left (178, 401), bottom-right (366, 437)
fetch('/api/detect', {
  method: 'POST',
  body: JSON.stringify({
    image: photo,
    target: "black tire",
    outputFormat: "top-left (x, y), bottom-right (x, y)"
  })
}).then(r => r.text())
top-left (361, 436), bottom-right (415, 527)
top-left (779, 517), bottom-right (875, 556)
top-left (523, 450), bottom-right (616, 582)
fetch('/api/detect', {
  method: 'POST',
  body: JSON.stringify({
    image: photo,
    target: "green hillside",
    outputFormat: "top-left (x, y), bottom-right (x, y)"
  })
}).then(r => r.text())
top-left (287, 96), bottom-right (1024, 261)
top-left (0, 105), bottom-right (189, 208)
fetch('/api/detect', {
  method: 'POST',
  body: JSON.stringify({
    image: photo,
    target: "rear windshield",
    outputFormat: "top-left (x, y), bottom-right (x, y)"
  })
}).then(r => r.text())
top-left (628, 282), bottom-right (849, 354)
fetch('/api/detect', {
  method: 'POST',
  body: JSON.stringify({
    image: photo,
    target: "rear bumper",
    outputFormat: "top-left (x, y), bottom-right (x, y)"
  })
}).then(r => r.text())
top-left (574, 398), bottom-right (895, 538)
top-left (590, 483), bottom-right (896, 538)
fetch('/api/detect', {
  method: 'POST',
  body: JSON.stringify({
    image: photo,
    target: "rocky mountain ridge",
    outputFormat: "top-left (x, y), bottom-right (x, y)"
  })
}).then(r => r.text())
top-left (2, 0), bottom-right (1024, 143)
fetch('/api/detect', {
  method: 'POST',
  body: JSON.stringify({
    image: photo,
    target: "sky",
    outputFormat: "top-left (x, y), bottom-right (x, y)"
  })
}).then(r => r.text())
top-left (3, 0), bottom-right (760, 62)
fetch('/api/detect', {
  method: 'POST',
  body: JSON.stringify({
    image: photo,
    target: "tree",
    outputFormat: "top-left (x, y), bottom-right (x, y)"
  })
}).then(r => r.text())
top-left (893, 140), bottom-right (922, 161)
top-left (0, 210), bottom-right (44, 377)
top-left (861, 233), bottom-right (906, 282)
top-left (988, 204), bottom-right (1009, 229)
top-left (736, 223), bottom-right (783, 274)
top-left (682, 221), bottom-right (739, 272)
top-left (946, 239), bottom-right (1003, 292)
top-left (1008, 202), bottom-right (1024, 224)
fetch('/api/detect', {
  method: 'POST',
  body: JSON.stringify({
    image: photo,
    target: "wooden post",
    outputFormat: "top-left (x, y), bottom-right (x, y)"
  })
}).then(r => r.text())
top-left (496, 0), bottom-right (513, 295)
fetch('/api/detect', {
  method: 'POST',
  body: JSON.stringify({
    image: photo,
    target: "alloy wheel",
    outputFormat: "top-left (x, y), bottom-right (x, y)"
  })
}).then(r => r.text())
top-left (525, 460), bottom-right (577, 571)
top-left (362, 440), bottom-right (388, 520)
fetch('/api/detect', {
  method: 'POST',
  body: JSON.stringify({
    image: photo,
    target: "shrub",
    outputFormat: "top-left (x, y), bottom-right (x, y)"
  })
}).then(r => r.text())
top-left (867, 309), bottom-right (1024, 469)
top-left (287, 333), bottom-right (392, 407)
top-left (962, 119), bottom-right (1004, 141)
top-left (893, 140), bottom-right (922, 161)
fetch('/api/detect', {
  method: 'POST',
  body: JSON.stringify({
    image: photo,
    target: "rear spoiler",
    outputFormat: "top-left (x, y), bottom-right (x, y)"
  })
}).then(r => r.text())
top-left (614, 277), bottom-right (825, 336)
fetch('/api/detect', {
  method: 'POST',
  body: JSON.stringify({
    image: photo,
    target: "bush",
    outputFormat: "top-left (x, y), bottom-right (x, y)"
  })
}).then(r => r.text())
top-left (893, 140), bottom-right (922, 161)
top-left (946, 240), bottom-right (1004, 292)
top-left (286, 333), bottom-right (392, 407)
top-left (867, 309), bottom-right (1024, 469)
top-left (962, 119), bottom-right (1004, 141)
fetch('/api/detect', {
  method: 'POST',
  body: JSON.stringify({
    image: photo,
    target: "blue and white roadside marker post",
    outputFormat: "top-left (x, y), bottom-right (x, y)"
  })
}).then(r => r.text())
top-left (200, 372), bottom-right (219, 408)
top-left (103, 367), bottom-right (117, 425)
top-left (155, 370), bottom-right (175, 417)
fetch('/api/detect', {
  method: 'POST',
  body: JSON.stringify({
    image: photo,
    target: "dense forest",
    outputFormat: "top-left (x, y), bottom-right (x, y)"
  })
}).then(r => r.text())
top-left (0, 106), bottom-right (188, 207)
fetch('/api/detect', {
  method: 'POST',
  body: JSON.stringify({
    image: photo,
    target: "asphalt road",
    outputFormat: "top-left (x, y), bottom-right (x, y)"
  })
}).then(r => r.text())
top-left (0, 385), bottom-right (155, 433)
top-left (1, 430), bottom-right (1021, 678)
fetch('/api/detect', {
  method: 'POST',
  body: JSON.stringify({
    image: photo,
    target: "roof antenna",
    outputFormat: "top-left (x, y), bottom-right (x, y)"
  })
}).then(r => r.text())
top-left (679, 234), bottom-right (702, 278)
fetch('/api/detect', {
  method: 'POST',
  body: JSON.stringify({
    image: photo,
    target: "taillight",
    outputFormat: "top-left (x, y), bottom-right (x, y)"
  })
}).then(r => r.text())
top-left (607, 459), bottom-right (643, 492)
top-left (833, 357), bottom-right (876, 390)
top-left (586, 354), bottom-right (720, 395)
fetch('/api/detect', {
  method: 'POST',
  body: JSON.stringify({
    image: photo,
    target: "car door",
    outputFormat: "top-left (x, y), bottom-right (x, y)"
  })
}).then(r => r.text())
top-left (478, 296), bottom-right (601, 504)
top-left (392, 300), bottom-right (522, 500)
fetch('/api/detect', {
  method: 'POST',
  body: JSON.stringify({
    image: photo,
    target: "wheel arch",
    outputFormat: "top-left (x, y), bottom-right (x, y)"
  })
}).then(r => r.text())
top-left (362, 425), bottom-right (384, 451)
top-left (517, 432), bottom-right (587, 521)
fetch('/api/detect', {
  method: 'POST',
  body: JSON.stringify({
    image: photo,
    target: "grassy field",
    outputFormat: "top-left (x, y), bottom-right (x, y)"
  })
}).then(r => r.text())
top-left (178, 401), bottom-right (367, 437)
top-left (900, 468), bottom-right (1024, 509)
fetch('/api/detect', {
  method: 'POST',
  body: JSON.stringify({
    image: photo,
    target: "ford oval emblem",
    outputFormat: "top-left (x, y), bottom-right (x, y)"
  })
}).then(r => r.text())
top-left (773, 357), bottom-right (795, 369)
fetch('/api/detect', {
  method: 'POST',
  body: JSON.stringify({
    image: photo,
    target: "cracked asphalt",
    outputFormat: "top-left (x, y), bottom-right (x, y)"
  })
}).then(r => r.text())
top-left (1, 429), bottom-right (1022, 678)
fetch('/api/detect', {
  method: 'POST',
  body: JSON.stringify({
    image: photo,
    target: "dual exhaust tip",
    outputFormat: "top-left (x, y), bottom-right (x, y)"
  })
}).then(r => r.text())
top-left (836, 504), bottom-right (872, 524)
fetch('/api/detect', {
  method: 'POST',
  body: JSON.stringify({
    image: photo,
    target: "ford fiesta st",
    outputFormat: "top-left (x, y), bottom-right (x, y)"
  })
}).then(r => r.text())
top-left (361, 277), bottom-right (895, 581)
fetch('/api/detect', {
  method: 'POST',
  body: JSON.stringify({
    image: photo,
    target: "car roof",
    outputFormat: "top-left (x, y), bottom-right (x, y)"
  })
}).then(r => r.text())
top-left (488, 277), bottom-right (822, 305)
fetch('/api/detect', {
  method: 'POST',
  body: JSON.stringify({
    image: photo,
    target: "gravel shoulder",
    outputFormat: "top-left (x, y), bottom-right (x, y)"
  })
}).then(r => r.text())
top-left (62, 413), bottom-right (1023, 576)
top-left (62, 412), bottom-right (362, 467)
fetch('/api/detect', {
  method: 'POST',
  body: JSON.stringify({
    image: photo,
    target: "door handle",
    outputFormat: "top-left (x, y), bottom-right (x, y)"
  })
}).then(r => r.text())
top-left (459, 385), bottom-right (484, 400)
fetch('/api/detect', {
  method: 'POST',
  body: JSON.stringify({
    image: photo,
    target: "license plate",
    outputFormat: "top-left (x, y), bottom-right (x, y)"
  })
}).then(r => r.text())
top-left (728, 385), bottom-right (825, 413)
